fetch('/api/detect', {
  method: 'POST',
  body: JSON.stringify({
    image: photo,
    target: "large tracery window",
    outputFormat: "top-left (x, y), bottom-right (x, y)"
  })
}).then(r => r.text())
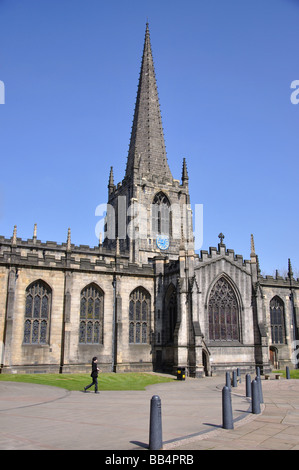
top-left (23, 280), bottom-right (51, 344)
top-left (129, 287), bottom-right (150, 344)
top-left (270, 296), bottom-right (286, 344)
top-left (79, 284), bottom-right (104, 344)
top-left (208, 277), bottom-right (239, 341)
top-left (152, 192), bottom-right (171, 236)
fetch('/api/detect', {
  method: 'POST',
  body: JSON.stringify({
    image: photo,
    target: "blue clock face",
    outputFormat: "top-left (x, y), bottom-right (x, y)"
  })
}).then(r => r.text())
top-left (156, 235), bottom-right (170, 250)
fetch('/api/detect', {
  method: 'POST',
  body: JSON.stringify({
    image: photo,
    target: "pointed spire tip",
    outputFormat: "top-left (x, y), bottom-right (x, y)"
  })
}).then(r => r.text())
top-left (250, 234), bottom-right (256, 256)
top-left (182, 157), bottom-right (189, 183)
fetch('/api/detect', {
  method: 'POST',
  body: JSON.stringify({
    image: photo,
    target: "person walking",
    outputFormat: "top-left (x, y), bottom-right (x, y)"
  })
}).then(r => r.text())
top-left (84, 357), bottom-right (100, 393)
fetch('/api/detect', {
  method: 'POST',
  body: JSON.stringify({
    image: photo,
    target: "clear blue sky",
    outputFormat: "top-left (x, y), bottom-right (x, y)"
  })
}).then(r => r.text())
top-left (0, 0), bottom-right (298, 276)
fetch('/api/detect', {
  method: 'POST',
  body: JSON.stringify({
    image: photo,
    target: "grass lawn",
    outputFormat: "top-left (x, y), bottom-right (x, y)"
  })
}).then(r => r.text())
top-left (0, 372), bottom-right (175, 391)
top-left (275, 369), bottom-right (299, 379)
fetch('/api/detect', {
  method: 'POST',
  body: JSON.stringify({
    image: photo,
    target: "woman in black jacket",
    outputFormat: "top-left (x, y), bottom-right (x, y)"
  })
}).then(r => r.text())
top-left (84, 357), bottom-right (100, 393)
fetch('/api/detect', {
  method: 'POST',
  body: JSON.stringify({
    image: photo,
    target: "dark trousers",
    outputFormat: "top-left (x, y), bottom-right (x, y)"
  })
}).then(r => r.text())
top-left (85, 377), bottom-right (98, 392)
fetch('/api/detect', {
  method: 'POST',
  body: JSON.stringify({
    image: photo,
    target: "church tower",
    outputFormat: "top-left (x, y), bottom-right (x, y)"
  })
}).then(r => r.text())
top-left (104, 24), bottom-right (194, 264)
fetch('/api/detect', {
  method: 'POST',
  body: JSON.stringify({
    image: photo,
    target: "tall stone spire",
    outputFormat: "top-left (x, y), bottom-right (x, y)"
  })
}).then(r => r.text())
top-left (125, 23), bottom-right (172, 183)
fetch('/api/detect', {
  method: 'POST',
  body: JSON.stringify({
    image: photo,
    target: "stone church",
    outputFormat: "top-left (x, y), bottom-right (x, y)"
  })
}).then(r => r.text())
top-left (0, 24), bottom-right (298, 376)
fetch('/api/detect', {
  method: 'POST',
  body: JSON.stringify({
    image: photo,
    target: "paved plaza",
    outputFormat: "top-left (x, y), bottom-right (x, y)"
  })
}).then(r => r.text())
top-left (0, 375), bottom-right (299, 450)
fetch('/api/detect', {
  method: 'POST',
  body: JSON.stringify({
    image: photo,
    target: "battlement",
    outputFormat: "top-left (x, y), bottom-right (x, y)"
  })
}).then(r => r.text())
top-left (0, 235), bottom-right (155, 276)
top-left (259, 273), bottom-right (299, 287)
top-left (196, 243), bottom-right (251, 270)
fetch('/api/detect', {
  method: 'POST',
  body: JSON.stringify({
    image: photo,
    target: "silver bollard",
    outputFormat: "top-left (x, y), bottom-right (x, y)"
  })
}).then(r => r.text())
top-left (225, 371), bottom-right (231, 390)
top-left (246, 373), bottom-right (251, 398)
top-left (232, 370), bottom-right (237, 387)
top-left (251, 379), bottom-right (261, 414)
top-left (149, 395), bottom-right (163, 450)
top-left (256, 375), bottom-right (264, 404)
top-left (222, 386), bottom-right (234, 429)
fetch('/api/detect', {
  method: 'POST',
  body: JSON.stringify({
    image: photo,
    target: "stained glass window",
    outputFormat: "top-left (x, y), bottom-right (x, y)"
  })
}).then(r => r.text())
top-left (129, 288), bottom-right (150, 344)
top-left (25, 295), bottom-right (33, 318)
top-left (86, 321), bottom-right (93, 343)
top-left (142, 322), bottom-right (147, 343)
top-left (79, 284), bottom-right (104, 344)
top-left (129, 301), bottom-right (134, 321)
top-left (23, 280), bottom-right (51, 345)
top-left (136, 322), bottom-right (141, 343)
top-left (80, 297), bottom-right (86, 319)
top-left (24, 319), bottom-right (31, 344)
top-left (79, 321), bottom-right (86, 343)
top-left (41, 296), bottom-right (48, 318)
top-left (32, 320), bottom-right (39, 343)
top-left (270, 296), bottom-right (286, 344)
top-left (40, 320), bottom-right (47, 344)
top-left (94, 298), bottom-right (100, 319)
top-left (94, 322), bottom-right (100, 343)
top-left (129, 322), bottom-right (134, 343)
top-left (33, 295), bottom-right (41, 318)
top-left (136, 301), bottom-right (141, 321)
top-left (208, 277), bottom-right (239, 341)
top-left (142, 301), bottom-right (147, 321)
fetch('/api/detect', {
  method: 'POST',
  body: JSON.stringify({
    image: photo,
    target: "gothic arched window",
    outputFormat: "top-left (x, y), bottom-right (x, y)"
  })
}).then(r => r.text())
top-left (79, 284), bottom-right (104, 344)
top-left (152, 192), bottom-right (171, 236)
top-left (23, 280), bottom-right (51, 344)
top-left (208, 277), bottom-right (239, 341)
top-left (129, 287), bottom-right (150, 344)
top-left (270, 296), bottom-right (286, 344)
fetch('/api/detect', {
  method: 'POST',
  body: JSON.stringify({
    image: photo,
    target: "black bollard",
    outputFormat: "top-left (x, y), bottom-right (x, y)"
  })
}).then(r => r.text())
top-left (256, 366), bottom-right (260, 377)
top-left (246, 373), bottom-right (251, 398)
top-left (225, 371), bottom-right (231, 390)
top-left (149, 395), bottom-right (163, 450)
top-left (232, 370), bottom-right (237, 387)
top-left (251, 380), bottom-right (261, 414)
top-left (286, 366), bottom-right (290, 380)
top-left (222, 386), bottom-right (234, 429)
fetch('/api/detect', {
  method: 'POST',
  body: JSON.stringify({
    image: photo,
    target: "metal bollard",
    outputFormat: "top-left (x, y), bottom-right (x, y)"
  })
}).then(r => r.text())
top-left (286, 366), bottom-right (290, 380)
top-left (246, 373), bottom-right (251, 398)
top-left (256, 375), bottom-right (264, 404)
top-left (232, 370), bottom-right (237, 387)
top-left (251, 380), bottom-right (261, 414)
top-left (225, 371), bottom-right (231, 390)
top-left (256, 366), bottom-right (260, 377)
top-left (149, 395), bottom-right (163, 450)
top-left (222, 386), bottom-right (234, 429)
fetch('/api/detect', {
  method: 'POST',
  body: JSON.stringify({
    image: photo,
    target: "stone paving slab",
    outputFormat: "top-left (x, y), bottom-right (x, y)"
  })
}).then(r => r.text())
top-left (164, 379), bottom-right (299, 451)
top-left (0, 376), bottom-right (299, 450)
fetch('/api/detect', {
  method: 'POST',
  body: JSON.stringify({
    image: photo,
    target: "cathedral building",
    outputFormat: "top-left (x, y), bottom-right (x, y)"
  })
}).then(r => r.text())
top-left (0, 24), bottom-right (298, 376)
